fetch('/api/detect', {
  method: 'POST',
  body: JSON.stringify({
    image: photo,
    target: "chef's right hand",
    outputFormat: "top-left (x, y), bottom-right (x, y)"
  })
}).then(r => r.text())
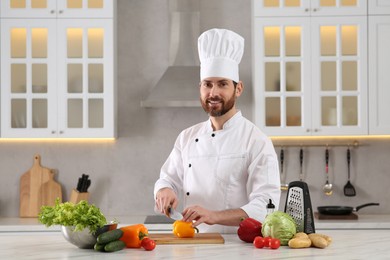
top-left (155, 187), bottom-right (178, 216)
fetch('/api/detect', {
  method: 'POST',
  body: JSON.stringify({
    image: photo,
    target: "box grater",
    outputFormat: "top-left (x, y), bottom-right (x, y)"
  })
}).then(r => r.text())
top-left (284, 181), bottom-right (315, 234)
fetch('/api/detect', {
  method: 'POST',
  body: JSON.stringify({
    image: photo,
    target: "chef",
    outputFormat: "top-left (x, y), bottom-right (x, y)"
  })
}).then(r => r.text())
top-left (154, 28), bottom-right (281, 233)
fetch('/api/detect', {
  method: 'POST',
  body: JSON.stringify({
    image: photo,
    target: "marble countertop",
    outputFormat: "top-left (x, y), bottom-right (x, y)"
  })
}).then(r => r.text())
top-left (1, 229), bottom-right (390, 259)
top-left (1, 215), bottom-right (390, 259)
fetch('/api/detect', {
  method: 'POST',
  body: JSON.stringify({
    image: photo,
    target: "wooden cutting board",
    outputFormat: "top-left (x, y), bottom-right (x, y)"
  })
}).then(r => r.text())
top-left (41, 171), bottom-right (62, 207)
top-left (20, 154), bottom-right (61, 217)
top-left (148, 233), bottom-right (225, 244)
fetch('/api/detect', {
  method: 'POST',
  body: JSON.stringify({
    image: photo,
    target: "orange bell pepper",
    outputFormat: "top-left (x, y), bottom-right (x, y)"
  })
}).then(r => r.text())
top-left (173, 220), bottom-right (199, 238)
top-left (119, 224), bottom-right (148, 248)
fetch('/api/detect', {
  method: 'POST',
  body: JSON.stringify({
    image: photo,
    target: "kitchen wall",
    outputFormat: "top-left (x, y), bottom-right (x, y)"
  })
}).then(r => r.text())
top-left (0, 0), bottom-right (389, 218)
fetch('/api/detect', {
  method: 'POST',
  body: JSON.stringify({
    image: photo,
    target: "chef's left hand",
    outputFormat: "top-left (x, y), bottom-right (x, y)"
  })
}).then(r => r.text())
top-left (182, 205), bottom-right (216, 227)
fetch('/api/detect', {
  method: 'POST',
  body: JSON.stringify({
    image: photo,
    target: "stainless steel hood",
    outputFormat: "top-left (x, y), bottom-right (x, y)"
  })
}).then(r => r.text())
top-left (141, 0), bottom-right (201, 108)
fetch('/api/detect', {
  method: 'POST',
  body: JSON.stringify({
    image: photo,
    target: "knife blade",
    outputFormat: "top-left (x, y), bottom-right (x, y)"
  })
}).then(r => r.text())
top-left (167, 207), bottom-right (183, 220)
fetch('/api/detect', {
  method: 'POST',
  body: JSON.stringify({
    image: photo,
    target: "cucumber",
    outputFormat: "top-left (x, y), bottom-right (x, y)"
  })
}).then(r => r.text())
top-left (94, 243), bottom-right (106, 252)
top-left (104, 240), bottom-right (126, 252)
top-left (97, 229), bottom-right (123, 244)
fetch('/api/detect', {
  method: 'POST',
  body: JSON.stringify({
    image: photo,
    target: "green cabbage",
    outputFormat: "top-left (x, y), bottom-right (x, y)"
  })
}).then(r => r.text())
top-left (261, 211), bottom-right (297, 246)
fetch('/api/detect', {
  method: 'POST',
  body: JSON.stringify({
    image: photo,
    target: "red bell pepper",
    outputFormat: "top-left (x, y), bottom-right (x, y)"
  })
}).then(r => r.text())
top-left (237, 217), bottom-right (262, 243)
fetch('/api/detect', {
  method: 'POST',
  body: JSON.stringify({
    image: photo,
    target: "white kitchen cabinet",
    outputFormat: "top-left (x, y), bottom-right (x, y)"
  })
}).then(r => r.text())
top-left (0, 2), bottom-right (116, 138)
top-left (0, 0), bottom-right (113, 18)
top-left (253, 0), bottom-right (367, 17)
top-left (369, 0), bottom-right (390, 15)
top-left (368, 16), bottom-right (390, 134)
top-left (253, 3), bottom-right (367, 136)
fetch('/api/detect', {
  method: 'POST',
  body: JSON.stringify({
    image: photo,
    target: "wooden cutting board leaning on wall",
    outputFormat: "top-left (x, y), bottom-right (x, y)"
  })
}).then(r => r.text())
top-left (19, 154), bottom-right (62, 217)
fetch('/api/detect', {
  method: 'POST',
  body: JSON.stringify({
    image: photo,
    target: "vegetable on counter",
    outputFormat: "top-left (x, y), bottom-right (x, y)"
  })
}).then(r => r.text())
top-left (38, 198), bottom-right (106, 234)
top-left (173, 220), bottom-right (199, 238)
top-left (261, 211), bottom-right (296, 246)
top-left (119, 224), bottom-right (149, 248)
top-left (97, 229), bottom-right (124, 245)
top-left (237, 217), bottom-right (262, 243)
top-left (141, 237), bottom-right (156, 251)
top-left (288, 232), bottom-right (332, 249)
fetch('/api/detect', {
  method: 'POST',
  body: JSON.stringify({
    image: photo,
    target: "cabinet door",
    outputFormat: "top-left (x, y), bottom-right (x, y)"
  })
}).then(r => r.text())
top-left (253, 18), bottom-right (312, 136)
top-left (1, 19), bottom-right (58, 138)
top-left (310, 0), bottom-right (367, 16)
top-left (369, 0), bottom-right (390, 15)
top-left (253, 0), bottom-right (311, 17)
top-left (57, 0), bottom-right (114, 18)
top-left (369, 16), bottom-right (390, 134)
top-left (1, 0), bottom-right (114, 18)
top-left (0, 0), bottom-right (57, 18)
top-left (311, 16), bottom-right (367, 135)
top-left (253, 0), bottom-right (366, 17)
top-left (56, 19), bottom-right (115, 138)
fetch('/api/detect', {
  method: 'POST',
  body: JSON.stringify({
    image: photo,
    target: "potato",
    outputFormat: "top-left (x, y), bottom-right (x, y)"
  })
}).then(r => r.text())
top-left (315, 233), bottom-right (332, 245)
top-left (288, 237), bottom-right (312, 249)
top-left (308, 234), bottom-right (329, 249)
top-left (293, 232), bottom-right (309, 239)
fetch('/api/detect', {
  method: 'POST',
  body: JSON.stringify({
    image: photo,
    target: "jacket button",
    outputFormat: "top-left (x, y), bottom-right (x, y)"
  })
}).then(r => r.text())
top-left (211, 133), bottom-right (215, 137)
top-left (195, 138), bottom-right (199, 142)
top-left (189, 164), bottom-right (191, 167)
top-left (186, 192), bottom-right (190, 196)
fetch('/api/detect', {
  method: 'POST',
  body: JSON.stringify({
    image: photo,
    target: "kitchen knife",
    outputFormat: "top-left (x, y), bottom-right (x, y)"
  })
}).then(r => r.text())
top-left (167, 207), bottom-right (183, 220)
top-left (76, 177), bottom-right (82, 192)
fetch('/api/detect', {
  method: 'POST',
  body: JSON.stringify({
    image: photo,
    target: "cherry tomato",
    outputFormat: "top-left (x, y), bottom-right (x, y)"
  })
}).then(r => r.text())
top-left (141, 237), bottom-right (156, 251)
top-left (253, 236), bottom-right (265, 249)
top-left (263, 236), bottom-right (272, 247)
top-left (269, 238), bottom-right (281, 249)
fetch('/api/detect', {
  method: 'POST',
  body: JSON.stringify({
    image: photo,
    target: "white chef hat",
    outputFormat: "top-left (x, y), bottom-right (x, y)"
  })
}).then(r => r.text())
top-left (198, 28), bottom-right (244, 82)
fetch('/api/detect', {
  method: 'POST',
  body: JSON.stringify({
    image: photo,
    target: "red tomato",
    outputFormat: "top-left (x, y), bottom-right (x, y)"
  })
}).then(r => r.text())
top-left (269, 238), bottom-right (281, 249)
top-left (263, 236), bottom-right (272, 247)
top-left (141, 237), bottom-right (156, 251)
top-left (253, 236), bottom-right (265, 249)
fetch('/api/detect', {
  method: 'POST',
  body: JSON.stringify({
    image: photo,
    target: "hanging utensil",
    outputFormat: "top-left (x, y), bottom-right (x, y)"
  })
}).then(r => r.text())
top-left (344, 147), bottom-right (356, 196)
top-left (280, 148), bottom-right (288, 191)
top-left (323, 147), bottom-right (333, 195)
top-left (299, 148), bottom-right (304, 181)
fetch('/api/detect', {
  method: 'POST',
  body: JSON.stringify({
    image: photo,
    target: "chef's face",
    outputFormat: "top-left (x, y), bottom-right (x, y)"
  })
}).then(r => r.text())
top-left (199, 77), bottom-right (242, 117)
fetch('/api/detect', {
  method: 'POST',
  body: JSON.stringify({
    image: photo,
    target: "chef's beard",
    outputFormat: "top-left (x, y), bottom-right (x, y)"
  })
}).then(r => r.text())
top-left (200, 91), bottom-right (236, 117)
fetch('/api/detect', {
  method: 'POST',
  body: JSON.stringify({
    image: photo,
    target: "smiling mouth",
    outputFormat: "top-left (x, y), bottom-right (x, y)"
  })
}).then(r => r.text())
top-left (207, 99), bottom-right (222, 105)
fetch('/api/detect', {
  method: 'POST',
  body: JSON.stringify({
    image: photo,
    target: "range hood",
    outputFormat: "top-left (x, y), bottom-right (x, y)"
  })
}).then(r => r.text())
top-left (141, 0), bottom-right (201, 108)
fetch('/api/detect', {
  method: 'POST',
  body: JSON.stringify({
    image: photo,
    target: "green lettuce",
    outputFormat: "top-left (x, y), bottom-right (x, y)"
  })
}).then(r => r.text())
top-left (261, 211), bottom-right (297, 246)
top-left (38, 199), bottom-right (107, 234)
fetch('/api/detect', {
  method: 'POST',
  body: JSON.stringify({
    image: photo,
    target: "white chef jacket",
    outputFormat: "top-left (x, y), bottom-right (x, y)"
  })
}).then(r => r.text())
top-left (154, 111), bottom-right (281, 233)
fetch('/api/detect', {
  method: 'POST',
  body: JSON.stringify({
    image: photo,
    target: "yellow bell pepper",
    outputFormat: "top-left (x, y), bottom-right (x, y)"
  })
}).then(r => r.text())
top-left (173, 220), bottom-right (199, 238)
top-left (119, 224), bottom-right (148, 248)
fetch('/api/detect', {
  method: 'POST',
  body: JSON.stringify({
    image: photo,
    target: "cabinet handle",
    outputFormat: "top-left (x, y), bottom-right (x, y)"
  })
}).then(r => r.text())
top-left (314, 128), bottom-right (319, 132)
top-left (59, 131), bottom-right (64, 134)
top-left (51, 130), bottom-right (56, 134)
top-left (59, 10), bottom-right (64, 14)
top-left (305, 8), bottom-right (309, 12)
top-left (306, 129), bottom-right (311, 132)
top-left (50, 10), bottom-right (55, 14)
top-left (313, 8), bottom-right (318, 12)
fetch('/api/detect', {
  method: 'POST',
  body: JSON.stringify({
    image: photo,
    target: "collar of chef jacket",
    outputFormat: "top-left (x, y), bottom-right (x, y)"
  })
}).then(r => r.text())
top-left (206, 110), bottom-right (242, 131)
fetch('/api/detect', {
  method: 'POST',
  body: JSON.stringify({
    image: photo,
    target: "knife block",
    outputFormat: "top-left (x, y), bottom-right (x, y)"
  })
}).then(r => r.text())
top-left (69, 189), bottom-right (90, 204)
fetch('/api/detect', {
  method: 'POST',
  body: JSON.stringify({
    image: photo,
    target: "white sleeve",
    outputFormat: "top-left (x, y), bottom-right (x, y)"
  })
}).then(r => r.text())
top-left (153, 136), bottom-right (185, 199)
